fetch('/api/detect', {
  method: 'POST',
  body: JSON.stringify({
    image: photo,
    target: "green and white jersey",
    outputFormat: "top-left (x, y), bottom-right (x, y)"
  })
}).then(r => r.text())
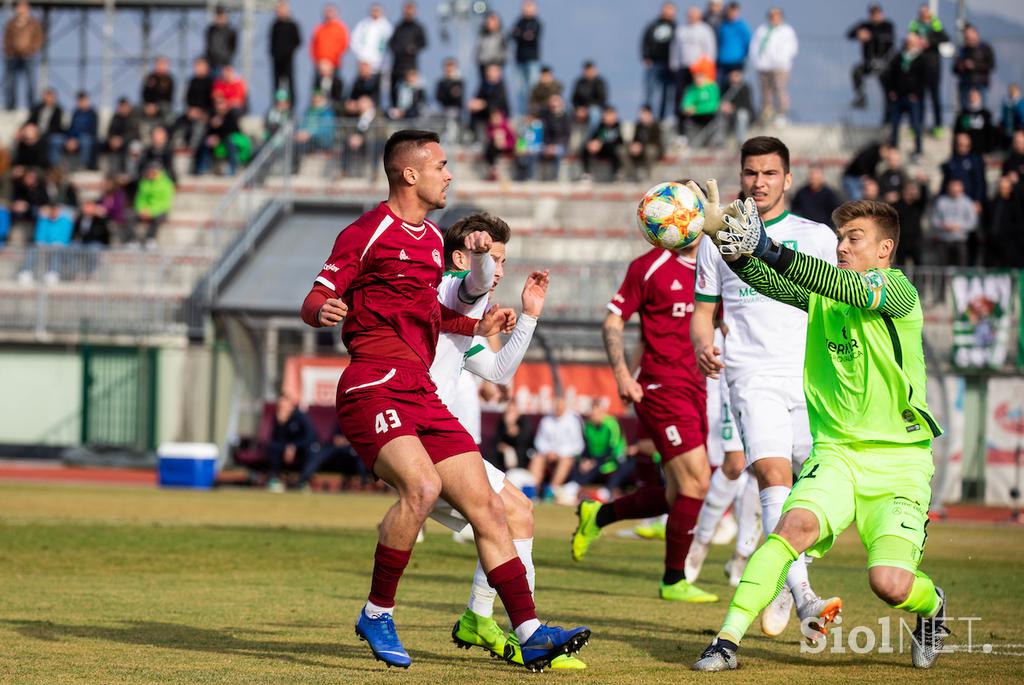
top-left (431, 271), bottom-right (490, 411)
top-left (732, 251), bottom-right (943, 446)
top-left (696, 211), bottom-right (838, 384)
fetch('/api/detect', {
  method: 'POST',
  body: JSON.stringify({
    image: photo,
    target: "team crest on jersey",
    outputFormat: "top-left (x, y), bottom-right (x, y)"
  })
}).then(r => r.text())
top-left (670, 279), bottom-right (683, 291)
top-left (432, 249), bottom-right (442, 267)
top-left (399, 249), bottom-right (409, 261)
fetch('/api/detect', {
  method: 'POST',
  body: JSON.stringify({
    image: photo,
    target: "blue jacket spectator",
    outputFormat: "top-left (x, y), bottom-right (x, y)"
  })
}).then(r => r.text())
top-left (1000, 84), bottom-right (1024, 142)
top-left (0, 206), bottom-right (10, 246)
top-left (716, 4), bottom-right (751, 75)
top-left (298, 91), bottom-right (336, 148)
top-left (35, 206), bottom-right (74, 245)
top-left (941, 132), bottom-right (987, 204)
top-left (63, 91), bottom-right (99, 169)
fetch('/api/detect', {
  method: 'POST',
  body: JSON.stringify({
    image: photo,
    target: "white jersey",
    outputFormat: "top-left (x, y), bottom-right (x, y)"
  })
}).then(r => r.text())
top-left (695, 210), bottom-right (837, 385)
top-left (432, 272), bottom-right (490, 413)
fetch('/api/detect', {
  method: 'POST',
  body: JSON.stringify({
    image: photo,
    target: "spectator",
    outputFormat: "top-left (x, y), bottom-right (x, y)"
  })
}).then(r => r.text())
top-left (570, 60), bottom-right (608, 125)
top-left (540, 93), bottom-right (571, 179)
top-left (527, 397), bottom-right (585, 501)
top-left (1003, 130), bottom-right (1024, 181)
top-left (718, 68), bottom-right (752, 145)
top-left (841, 140), bottom-right (887, 200)
top-left (194, 97), bottom-right (241, 176)
top-left (204, 5), bottom-right (238, 76)
top-left (892, 179), bottom-right (928, 266)
top-left (295, 90), bottom-right (335, 151)
top-left (581, 106), bottom-right (624, 180)
top-left (296, 424), bottom-right (368, 491)
top-left (127, 163), bottom-right (174, 247)
top-left (20, 205), bottom-right (73, 285)
top-left (703, 0), bottom-right (725, 33)
top-left (435, 57), bottom-right (465, 117)
top-left (172, 104), bottom-right (207, 154)
top-left (886, 32), bottom-right (926, 159)
top-left (10, 167), bottom-right (48, 226)
top-left (73, 200), bottom-right (111, 249)
top-left (28, 88), bottom-right (64, 165)
top-left (846, 3), bottom-right (895, 110)
top-left (212, 64), bottom-right (247, 113)
top-left (184, 57), bottom-right (214, 114)
top-left (0, 205), bottom-right (9, 247)
top-left (468, 63), bottom-right (509, 134)
top-left (350, 3), bottom-right (392, 75)
top-left (907, 3), bottom-right (950, 135)
top-left (716, 2), bottom-right (750, 91)
top-left (341, 95), bottom-right (380, 177)
top-left (45, 165), bottom-right (78, 209)
top-left (388, 2), bottom-right (427, 108)
top-left (483, 109), bottom-right (516, 180)
top-left (641, 3), bottom-right (677, 121)
top-left (141, 56), bottom-right (175, 113)
top-left (930, 178), bottom-right (977, 266)
top-left (140, 126), bottom-right (176, 185)
top-left (3, 1), bottom-right (43, 110)
top-left (791, 164), bottom-right (841, 227)
top-left (263, 89), bottom-right (292, 141)
top-left (13, 122), bottom-right (48, 170)
top-left (860, 175), bottom-right (880, 201)
top-left (985, 175), bottom-right (1024, 268)
top-left (388, 69), bottom-right (426, 120)
top-left (264, 395), bottom-right (319, 493)
top-left (475, 12), bottom-right (507, 82)
top-left (527, 65), bottom-right (562, 116)
top-left (876, 145), bottom-right (908, 201)
top-left (626, 105), bottom-right (664, 180)
top-left (98, 176), bottom-right (128, 234)
top-left (669, 6), bottom-right (716, 114)
top-left (346, 61), bottom-right (381, 114)
top-left (679, 57), bottom-right (719, 139)
top-left (953, 87), bottom-right (997, 155)
top-left (749, 7), bottom-right (798, 123)
top-left (310, 4), bottom-right (350, 76)
top-left (137, 102), bottom-right (169, 151)
top-left (510, 0), bottom-right (543, 116)
top-left (952, 23), bottom-right (995, 110)
top-left (493, 401), bottom-right (533, 471)
top-left (312, 58), bottom-right (344, 113)
top-left (517, 114), bottom-right (545, 180)
top-left (269, 1), bottom-right (302, 106)
top-left (62, 92), bottom-right (99, 170)
top-left (941, 132), bottom-right (987, 207)
top-left (566, 402), bottom-right (627, 501)
top-left (105, 99), bottom-right (141, 174)
top-left (999, 83), bottom-right (1024, 146)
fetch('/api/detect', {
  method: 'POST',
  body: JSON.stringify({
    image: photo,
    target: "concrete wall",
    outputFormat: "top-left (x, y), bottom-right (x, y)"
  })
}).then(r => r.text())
top-left (0, 347), bottom-right (82, 444)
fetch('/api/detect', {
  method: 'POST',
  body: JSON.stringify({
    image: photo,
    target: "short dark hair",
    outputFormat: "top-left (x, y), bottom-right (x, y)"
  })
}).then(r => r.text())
top-left (741, 136), bottom-right (791, 173)
top-left (831, 200), bottom-right (900, 253)
top-left (383, 129), bottom-right (440, 186)
top-left (443, 213), bottom-right (511, 269)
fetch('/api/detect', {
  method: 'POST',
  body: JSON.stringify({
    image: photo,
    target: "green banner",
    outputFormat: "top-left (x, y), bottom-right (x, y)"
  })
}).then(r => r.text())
top-left (950, 272), bottom-right (1014, 370)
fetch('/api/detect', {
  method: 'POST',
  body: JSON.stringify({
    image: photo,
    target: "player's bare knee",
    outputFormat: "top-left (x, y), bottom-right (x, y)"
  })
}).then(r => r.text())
top-left (502, 487), bottom-right (534, 537)
top-left (774, 509), bottom-right (818, 552)
top-left (722, 456), bottom-right (745, 481)
top-left (404, 474), bottom-right (442, 516)
top-left (869, 566), bottom-right (913, 606)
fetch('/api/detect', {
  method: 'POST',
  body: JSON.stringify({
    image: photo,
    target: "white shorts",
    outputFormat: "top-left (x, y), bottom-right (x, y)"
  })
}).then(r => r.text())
top-left (707, 374), bottom-right (744, 467)
top-left (429, 459), bottom-right (507, 532)
top-left (729, 375), bottom-right (811, 468)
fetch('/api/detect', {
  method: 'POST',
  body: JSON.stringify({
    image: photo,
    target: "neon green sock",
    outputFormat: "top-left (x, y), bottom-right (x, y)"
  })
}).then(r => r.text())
top-left (718, 534), bottom-right (798, 644)
top-left (892, 571), bottom-right (941, 618)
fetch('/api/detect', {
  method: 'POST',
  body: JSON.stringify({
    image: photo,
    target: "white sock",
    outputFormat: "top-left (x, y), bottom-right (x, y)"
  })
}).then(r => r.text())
top-left (514, 618), bottom-right (542, 645)
top-left (363, 600), bottom-right (393, 619)
top-left (758, 484), bottom-right (816, 609)
top-left (513, 538), bottom-right (536, 595)
top-left (695, 467), bottom-right (743, 545)
top-left (467, 560), bottom-right (497, 618)
top-left (734, 474), bottom-right (761, 558)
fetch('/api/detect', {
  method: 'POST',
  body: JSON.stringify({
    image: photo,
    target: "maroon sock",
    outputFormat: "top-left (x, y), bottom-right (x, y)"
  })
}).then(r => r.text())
top-left (664, 495), bottom-right (704, 579)
top-left (633, 456), bottom-right (663, 488)
top-left (486, 557), bottom-right (537, 628)
top-left (368, 542), bottom-right (412, 608)
top-left (608, 485), bottom-right (668, 524)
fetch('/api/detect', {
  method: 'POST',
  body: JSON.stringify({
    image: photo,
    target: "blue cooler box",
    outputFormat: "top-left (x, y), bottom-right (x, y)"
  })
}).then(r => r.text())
top-left (158, 443), bottom-right (219, 489)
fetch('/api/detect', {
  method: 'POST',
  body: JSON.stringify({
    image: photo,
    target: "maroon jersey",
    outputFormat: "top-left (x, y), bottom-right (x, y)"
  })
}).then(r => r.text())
top-left (607, 247), bottom-right (702, 390)
top-left (314, 202), bottom-right (446, 368)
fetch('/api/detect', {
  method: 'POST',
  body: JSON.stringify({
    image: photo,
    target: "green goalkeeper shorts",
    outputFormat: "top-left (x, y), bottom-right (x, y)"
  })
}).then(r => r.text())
top-left (783, 440), bottom-right (934, 572)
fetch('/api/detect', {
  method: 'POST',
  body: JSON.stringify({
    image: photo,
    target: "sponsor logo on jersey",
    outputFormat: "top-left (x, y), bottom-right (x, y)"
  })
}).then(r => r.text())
top-left (670, 279), bottom-right (683, 291)
top-left (783, 240), bottom-right (798, 250)
top-left (322, 262), bottom-right (339, 272)
top-left (432, 249), bottom-right (442, 267)
top-left (825, 325), bottom-right (864, 362)
top-left (672, 302), bottom-right (694, 318)
top-left (399, 249), bottom-right (409, 261)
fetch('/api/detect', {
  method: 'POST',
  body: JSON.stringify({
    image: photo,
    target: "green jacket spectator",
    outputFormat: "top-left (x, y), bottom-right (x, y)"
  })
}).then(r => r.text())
top-left (682, 80), bottom-right (720, 116)
top-left (135, 168), bottom-right (175, 217)
top-left (583, 410), bottom-right (626, 475)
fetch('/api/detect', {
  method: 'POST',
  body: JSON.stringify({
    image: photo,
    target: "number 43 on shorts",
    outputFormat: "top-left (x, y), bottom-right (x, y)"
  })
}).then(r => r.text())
top-left (375, 409), bottom-right (402, 434)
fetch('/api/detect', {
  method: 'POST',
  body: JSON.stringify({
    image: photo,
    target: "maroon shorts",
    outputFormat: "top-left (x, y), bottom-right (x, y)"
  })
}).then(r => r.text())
top-left (335, 359), bottom-right (478, 472)
top-left (633, 377), bottom-right (707, 464)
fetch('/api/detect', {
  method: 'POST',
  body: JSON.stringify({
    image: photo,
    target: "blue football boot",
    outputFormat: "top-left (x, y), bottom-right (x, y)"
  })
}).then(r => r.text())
top-left (355, 610), bottom-right (412, 669)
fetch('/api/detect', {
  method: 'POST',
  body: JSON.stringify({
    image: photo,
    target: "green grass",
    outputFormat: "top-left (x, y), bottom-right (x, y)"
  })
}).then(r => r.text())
top-left (0, 482), bottom-right (1022, 684)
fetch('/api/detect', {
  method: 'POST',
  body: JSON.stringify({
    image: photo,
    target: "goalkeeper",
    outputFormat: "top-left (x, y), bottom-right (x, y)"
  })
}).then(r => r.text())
top-left (690, 194), bottom-right (949, 671)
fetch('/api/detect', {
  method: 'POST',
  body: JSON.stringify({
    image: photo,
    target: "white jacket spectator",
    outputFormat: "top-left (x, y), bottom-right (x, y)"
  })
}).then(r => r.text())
top-left (669, 9), bottom-right (717, 72)
top-left (534, 405), bottom-right (585, 458)
top-left (749, 7), bottom-right (799, 119)
top-left (350, 5), bottom-right (393, 72)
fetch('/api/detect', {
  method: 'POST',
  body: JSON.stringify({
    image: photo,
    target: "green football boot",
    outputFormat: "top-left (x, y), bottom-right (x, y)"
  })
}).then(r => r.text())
top-left (659, 578), bottom-right (719, 603)
top-left (504, 632), bottom-right (588, 670)
top-left (451, 608), bottom-right (507, 658)
top-left (634, 517), bottom-right (666, 540)
top-left (571, 500), bottom-right (603, 561)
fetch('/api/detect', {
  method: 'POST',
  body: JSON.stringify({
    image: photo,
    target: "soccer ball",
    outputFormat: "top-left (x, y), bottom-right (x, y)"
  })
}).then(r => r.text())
top-left (636, 181), bottom-right (705, 251)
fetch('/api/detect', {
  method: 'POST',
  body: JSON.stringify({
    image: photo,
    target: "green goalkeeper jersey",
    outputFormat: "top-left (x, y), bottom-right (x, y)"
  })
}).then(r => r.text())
top-left (731, 251), bottom-right (942, 446)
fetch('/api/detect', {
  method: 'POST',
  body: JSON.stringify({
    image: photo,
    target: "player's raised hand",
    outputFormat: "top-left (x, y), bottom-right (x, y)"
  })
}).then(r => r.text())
top-left (476, 304), bottom-right (517, 337)
top-left (317, 298), bottom-right (348, 327)
top-left (696, 342), bottom-right (725, 379)
top-left (521, 270), bottom-right (550, 317)
top-left (464, 230), bottom-right (493, 254)
top-left (685, 178), bottom-right (729, 240)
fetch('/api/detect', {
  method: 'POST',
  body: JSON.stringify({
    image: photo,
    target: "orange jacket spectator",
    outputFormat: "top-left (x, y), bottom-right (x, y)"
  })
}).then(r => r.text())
top-left (212, 66), bottom-right (248, 111)
top-left (311, 17), bottom-right (350, 70)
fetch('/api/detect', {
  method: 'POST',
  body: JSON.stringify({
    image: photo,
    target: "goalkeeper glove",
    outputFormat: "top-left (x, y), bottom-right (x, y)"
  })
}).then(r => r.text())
top-left (685, 179), bottom-right (732, 242)
top-left (717, 197), bottom-right (786, 267)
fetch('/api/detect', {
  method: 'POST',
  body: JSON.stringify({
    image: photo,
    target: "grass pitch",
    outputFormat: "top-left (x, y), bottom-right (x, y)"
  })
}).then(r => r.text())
top-left (0, 482), bottom-right (1022, 685)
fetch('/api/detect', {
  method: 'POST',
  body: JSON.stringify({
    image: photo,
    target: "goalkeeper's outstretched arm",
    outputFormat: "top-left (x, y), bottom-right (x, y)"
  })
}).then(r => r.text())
top-left (727, 255), bottom-right (810, 312)
top-left (761, 247), bottom-right (918, 318)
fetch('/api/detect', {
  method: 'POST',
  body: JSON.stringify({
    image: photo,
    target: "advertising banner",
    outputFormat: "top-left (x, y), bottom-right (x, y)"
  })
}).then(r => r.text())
top-left (950, 273), bottom-right (1014, 369)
